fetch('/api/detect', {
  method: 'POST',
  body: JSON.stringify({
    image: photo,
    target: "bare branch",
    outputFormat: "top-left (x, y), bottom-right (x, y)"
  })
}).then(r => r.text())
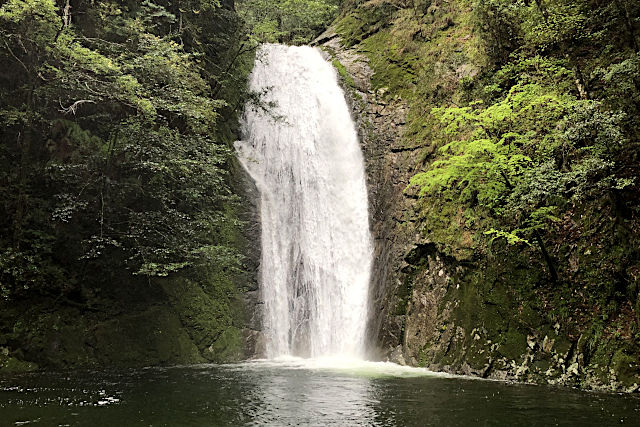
top-left (63, 0), bottom-right (72, 28)
top-left (2, 40), bottom-right (30, 74)
top-left (59, 99), bottom-right (96, 115)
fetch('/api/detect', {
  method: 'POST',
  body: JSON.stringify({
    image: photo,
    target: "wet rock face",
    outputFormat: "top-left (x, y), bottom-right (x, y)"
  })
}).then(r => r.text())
top-left (319, 35), bottom-right (420, 360)
top-left (402, 250), bottom-right (451, 366)
top-left (233, 161), bottom-right (265, 359)
top-left (322, 34), bottom-right (640, 393)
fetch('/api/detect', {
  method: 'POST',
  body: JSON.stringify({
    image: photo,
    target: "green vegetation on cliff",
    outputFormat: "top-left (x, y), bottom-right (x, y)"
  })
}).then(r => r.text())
top-left (333, 0), bottom-right (640, 389)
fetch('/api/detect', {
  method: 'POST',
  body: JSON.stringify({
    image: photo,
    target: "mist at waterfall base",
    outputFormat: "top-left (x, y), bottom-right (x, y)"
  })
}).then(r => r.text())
top-left (235, 44), bottom-right (372, 360)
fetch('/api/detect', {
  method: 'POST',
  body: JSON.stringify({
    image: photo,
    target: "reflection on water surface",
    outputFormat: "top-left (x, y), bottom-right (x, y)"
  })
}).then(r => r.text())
top-left (1, 358), bottom-right (638, 426)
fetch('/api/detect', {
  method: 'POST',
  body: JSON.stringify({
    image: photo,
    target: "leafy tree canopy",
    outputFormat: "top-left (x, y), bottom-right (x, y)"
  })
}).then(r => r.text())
top-left (237, 0), bottom-right (340, 44)
top-left (0, 0), bottom-right (251, 301)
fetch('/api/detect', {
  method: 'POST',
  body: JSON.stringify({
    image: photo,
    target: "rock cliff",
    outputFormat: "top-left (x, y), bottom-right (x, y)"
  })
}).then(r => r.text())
top-left (318, 0), bottom-right (640, 392)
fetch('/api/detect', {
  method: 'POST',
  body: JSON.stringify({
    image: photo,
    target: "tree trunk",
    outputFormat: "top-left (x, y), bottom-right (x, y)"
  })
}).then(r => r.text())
top-left (534, 0), bottom-right (549, 23)
top-left (534, 230), bottom-right (558, 283)
top-left (63, 0), bottom-right (71, 28)
top-left (571, 58), bottom-right (589, 100)
top-left (615, 0), bottom-right (639, 52)
top-left (13, 129), bottom-right (30, 250)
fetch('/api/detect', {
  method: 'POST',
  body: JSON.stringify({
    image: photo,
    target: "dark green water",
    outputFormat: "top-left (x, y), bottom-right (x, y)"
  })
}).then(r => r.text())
top-left (1, 359), bottom-right (638, 426)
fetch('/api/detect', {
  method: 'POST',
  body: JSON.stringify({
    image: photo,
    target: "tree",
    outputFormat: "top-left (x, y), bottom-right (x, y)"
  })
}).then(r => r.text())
top-left (410, 83), bottom-right (569, 279)
top-left (237, 0), bottom-right (339, 44)
top-left (0, 0), bottom-right (249, 301)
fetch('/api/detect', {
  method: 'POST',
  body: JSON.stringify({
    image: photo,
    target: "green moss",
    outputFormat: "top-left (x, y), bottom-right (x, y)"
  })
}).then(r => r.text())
top-left (336, 2), bottom-right (397, 48)
top-left (455, 281), bottom-right (482, 328)
top-left (417, 344), bottom-right (431, 367)
top-left (204, 327), bottom-right (243, 362)
top-left (498, 329), bottom-right (527, 361)
top-left (0, 301), bottom-right (210, 369)
top-left (159, 273), bottom-right (245, 363)
top-left (331, 59), bottom-right (356, 89)
top-left (438, 334), bottom-right (464, 366)
top-left (394, 274), bottom-right (415, 316)
top-left (554, 336), bottom-right (573, 356)
top-left (93, 306), bottom-right (204, 366)
top-left (531, 359), bottom-right (551, 373)
top-left (611, 348), bottom-right (640, 386)
top-left (0, 349), bottom-right (38, 373)
top-left (466, 338), bottom-right (491, 370)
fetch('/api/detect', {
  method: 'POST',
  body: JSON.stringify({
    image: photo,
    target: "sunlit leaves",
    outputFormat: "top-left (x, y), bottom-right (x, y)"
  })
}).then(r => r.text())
top-left (0, 0), bottom-right (59, 48)
top-left (410, 77), bottom-right (632, 251)
top-left (410, 83), bottom-right (565, 210)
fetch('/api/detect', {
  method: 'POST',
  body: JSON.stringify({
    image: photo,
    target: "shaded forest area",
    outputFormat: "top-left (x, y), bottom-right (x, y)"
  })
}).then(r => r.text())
top-left (0, 0), bottom-right (339, 301)
top-left (0, 0), bottom-right (259, 369)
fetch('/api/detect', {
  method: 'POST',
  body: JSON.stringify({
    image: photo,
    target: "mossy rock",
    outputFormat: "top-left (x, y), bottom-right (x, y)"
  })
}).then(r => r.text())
top-left (466, 340), bottom-right (491, 370)
top-left (417, 343), bottom-right (431, 367)
top-left (483, 304), bottom-right (508, 333)
top-left (0, 350), bottom-right (38, 373)
top-left (394, 274), bottom-right (415, 316)
top-left (611, 348), bottom-right (640, 387)
top-left (498, 329), bottom-right (527, 361)
top-left (204, 327), bottom-right (244, 363)
top-left (452, 281), bottom-right (482, 329)
top-left (93, 306), bottom-right (204, 366)
top-left (331, 58), bottom-right (357, 89)
top-left (336, 2), bottom-right (397, 47)
top-left (159, 276), bottom-right (245, 362)
top-left (554, 336), bottom-right (573, 357)
top-left (530, 359), bottom-right (551, 374)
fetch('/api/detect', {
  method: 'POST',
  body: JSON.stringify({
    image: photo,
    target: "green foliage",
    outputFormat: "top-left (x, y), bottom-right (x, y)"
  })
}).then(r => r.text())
top-left (387, 0), bottom-right (640, 296)
top-left (410, 84), bottom-right (567, 212)
top-left (0, 0), bottom-right (252, 304)
top-left (238, 0), bottom-right (339, 44)
top-left (520, 0), bottom-right (591, 51)
top-left (0, 0), bottom-right (59, 46)
top-left (335, 0), bottom-right (639, 292)
top-left (484, 228), bottom-right (531, 246)
top-left (474, 0), bottom-right (523, 63)
top-left (410, 76), bottom-right (634, 261)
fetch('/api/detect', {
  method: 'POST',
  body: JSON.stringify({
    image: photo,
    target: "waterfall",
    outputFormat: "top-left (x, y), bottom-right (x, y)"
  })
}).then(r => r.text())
top-left (235, 44), bottom-right (373, 359)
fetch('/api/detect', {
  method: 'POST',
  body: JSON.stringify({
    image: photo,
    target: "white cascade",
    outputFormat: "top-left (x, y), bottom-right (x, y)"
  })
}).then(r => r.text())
top-left (235, 44), bottom-right (373, 359)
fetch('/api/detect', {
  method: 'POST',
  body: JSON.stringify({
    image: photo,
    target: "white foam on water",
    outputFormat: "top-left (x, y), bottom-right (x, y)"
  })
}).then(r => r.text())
top-left (221, 357), bottom-right (461, 380)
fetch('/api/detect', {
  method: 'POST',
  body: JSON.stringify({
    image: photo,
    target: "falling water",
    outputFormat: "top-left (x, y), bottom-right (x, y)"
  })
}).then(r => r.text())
top-left (235, 44), bottom-right (373, 359)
